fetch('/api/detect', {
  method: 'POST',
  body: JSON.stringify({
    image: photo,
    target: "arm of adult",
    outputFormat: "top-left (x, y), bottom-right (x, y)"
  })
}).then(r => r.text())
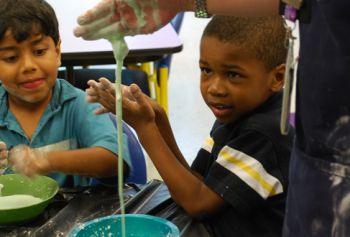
top-left (74, 0), bottom-right (279, 40)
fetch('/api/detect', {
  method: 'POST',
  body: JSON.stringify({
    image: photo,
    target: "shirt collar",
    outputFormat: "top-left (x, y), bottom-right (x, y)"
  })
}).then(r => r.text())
top-left (0, 79), bottom-right (78, 125)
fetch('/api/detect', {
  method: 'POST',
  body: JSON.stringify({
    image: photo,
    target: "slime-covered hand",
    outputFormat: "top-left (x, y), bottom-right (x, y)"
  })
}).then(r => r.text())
top-left (86, 77), bottom-right (117, 114)
top-left (86, 78), bottom-right (136, 115)
top-left (9, 145), bottom-right (51, 177)
top-left (0, 142), bottom-right (8, 172)
top-left (74, 0), bottom-right (178, 40)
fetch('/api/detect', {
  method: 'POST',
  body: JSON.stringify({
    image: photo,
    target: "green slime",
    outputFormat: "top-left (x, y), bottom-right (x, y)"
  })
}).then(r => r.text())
top-left (103, 2), bottom-right (161, 236)
top-left (109, 35), bottom-right (129, 237)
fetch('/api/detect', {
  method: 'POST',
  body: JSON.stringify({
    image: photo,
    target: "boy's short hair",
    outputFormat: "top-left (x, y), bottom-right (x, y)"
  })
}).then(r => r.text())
top-left (202, 15), bottom-right (287, 70)
top-left (0, 0), bottom-right (59, 45)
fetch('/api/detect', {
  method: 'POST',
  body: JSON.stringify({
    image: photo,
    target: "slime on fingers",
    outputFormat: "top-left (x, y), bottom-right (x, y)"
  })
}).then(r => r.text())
top-left (123, 0), bottom-right (162, 33)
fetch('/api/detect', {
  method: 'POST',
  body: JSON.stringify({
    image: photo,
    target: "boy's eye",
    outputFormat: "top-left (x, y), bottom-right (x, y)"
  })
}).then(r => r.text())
top-left (34, 48), bottom-right (47, 56)
top-left (2, 55), bottom-right (18, 63)
top-left (200, 67), bottom-right (212, 76)
top-left (227, 71), bottom-right (241, 79)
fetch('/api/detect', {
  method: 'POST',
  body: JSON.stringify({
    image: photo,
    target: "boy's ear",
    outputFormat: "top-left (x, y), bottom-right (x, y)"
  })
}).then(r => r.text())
top-left (56, 39), bottom-right (62, 67)
top-left (270, 64), bottom-right (285, 92)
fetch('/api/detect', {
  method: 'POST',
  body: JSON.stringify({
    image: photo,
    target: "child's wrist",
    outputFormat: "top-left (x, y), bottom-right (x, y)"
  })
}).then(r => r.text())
top-left (40, 151), bottom-right (53, 174)
top-left (149, 99), bottom-right (165, 118)
top-left (136, 122), bottom-right (158, 140)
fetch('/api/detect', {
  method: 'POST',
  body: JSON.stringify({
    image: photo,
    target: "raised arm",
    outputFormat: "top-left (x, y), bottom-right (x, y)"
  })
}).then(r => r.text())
top-left (86, 79), bottom-right (190, 168)
top-left (122, 84), bottom-right (226, 217)
top-left (74, 0), bottom-right (279, 39)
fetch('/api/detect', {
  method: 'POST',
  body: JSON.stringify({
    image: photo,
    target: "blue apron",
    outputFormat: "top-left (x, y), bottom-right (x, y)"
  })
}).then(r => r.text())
top-left (283, 0), bottom-right (350, 236)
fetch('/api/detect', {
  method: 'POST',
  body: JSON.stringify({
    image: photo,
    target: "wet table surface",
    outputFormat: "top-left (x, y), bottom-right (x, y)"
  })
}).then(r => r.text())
top-left (0, 180), bottom-right (211, 237)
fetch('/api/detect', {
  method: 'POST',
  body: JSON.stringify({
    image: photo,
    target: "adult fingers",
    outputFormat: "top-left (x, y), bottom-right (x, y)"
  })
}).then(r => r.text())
top-left (79, 22), bottom-right (124, 40)
top-left (76, 0), bottom-right (116, 25)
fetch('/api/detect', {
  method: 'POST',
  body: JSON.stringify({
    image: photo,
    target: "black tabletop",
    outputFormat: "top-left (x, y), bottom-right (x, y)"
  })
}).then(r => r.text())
top-left (0, 180), bottom-right (211, 237)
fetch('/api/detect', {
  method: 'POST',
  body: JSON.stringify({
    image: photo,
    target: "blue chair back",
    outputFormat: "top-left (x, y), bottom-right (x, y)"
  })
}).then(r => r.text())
top-left (109, 114), bottom-right (147, 184)
top-left (171, 12), bottom-right (185, 33)
top-left (58, 68), bottom-right (150, 96)
top-left (159, 13), bottom-right (185, 71)
top-left (58, 68), bottom-right (148, 184)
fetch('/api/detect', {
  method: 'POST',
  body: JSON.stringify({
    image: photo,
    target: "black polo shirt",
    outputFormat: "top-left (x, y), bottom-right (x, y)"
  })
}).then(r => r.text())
top-left (191, 92), bottom-right (294, 237)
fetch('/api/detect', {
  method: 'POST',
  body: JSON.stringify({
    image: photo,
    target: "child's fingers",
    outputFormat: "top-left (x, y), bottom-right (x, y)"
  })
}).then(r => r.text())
top-left (99, 78), bottom-right (115, 94)
top-left (94, 107), bottom-right (109, 115)
top-left (85, 87), bottom-right (98, 96)
top-left (99, 77), bottom-right (113, 84)
top-left (122, 84), bottom-right (145, 112)
top-left (0, 142), bottom-right (6, 150)
top-left (87, 79), bottom-right (100, 88)
top-left (121, 85), bottom-right (136, 101)
top-left (98, 87), bottom-right (116, 102)
top-left (129, 84), bottom-right (145, 103)
top-left (86, 95), bottom-right (99, 103)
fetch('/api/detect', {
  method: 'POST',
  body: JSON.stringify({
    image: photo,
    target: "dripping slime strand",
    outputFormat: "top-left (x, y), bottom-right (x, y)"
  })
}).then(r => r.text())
top-left (109, 35), bottom-right (129, 237)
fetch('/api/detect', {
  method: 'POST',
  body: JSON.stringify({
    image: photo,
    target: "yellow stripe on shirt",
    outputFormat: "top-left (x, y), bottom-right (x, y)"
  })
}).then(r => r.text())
top-left (216, 146), bottom-right (283, 199)
top-left (201, 136), bottom-right (214, 153)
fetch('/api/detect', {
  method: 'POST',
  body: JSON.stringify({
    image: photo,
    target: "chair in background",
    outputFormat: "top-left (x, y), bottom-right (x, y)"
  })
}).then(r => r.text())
top-left (58, 68), bottom-right (148, 184)
top-left (109, 113), bottom-right (147, 185)
top-left (159, 12), bottom-right (185, 71)
top-left (148, 13), bottom-right (185, 114)
top-left (129, 13), bottom-right (185, 115)
top-left (58, 68), bottom-right (150, 96)
top-left (88, 115), bottom-right (147, 185)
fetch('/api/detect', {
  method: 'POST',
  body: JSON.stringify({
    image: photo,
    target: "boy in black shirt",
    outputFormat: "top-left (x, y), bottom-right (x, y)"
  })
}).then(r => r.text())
top-left (86, 15), bottom-right (293, 237)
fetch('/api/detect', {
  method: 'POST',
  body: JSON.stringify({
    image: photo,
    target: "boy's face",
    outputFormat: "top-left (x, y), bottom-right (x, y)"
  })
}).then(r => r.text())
top-left (200, 36), bottom-right (283, 124)
top-left (0, 29), bottom-right (61, 106)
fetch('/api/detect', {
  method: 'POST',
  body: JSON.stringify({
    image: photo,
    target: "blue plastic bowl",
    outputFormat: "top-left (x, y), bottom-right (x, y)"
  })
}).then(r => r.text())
top-left (69, 214), bottom-right (179, 237)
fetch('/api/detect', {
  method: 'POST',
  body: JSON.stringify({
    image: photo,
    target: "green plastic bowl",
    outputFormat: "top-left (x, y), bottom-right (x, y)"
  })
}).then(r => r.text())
top-left (0, 174), bottom-right (59, 225)
top-left (69, 214), bottom-right (180, 237)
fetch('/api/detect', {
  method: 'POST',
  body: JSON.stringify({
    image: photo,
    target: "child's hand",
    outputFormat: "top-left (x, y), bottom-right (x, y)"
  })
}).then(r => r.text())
top-left (86, 78), bottom-right (116, 114)
top-left (122, 84), bottom-right (155, 131)
top-left (86, 77), bottom-right (137, 115)
top-left (8, 145), bottom-right (51, 177)
top-left (0, 142), bottom-right (8, 172)
top-left (74, 0), bottom-right (177, 40)
top-left (0, 141), bottom-right (8, 160)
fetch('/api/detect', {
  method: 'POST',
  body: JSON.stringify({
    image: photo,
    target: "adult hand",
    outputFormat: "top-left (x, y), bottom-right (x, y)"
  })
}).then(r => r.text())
top-left (74, 0), bottom-right (180, 40)
top-left (9, 145), bottom-right (51, 177)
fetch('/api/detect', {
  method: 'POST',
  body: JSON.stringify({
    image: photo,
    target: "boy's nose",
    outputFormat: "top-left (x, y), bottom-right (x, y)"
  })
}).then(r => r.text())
top-left (208, 76), bottom-right (227, 96)
top-left (21, 54), bottom-right (37, 73)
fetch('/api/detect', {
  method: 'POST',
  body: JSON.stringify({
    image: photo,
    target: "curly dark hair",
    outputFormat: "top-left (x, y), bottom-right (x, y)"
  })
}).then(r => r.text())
top-left (202, 15), bottom-right (288, 70)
